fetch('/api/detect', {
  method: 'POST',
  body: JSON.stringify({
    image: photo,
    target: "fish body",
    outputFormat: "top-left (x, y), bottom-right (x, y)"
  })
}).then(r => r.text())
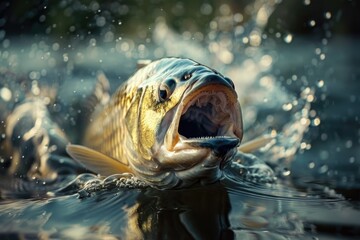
top-left (1, 58), bottom-right (274, 191)
top-left (67, 58), bottom-right (243, 189)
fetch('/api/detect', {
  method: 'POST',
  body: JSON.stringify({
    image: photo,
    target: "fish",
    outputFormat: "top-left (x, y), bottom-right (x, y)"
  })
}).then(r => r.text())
top-left (0, 58), bottom-right (275, 192)
top-left (66, 58), bottom-right (245, 189)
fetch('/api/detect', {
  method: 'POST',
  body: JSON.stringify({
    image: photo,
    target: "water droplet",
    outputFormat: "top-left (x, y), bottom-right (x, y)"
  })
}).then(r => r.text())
top-left (345, 140), bottom-right (353, 148)
top-left (63, 53), bottom-right (69, 62)
top-left (39, 15), bottom-right (46, 22)
top-left (260, 55), bottom-right (272, 68)
top-left (0, 87), bottom-right (12, 102)
top-left (2, 39), bottom-right (10, 48)
top-left (319, 165), bottom-right (328, 174)
top-left (320, 150), bottom-right (329, 160)
top-left (282, 103), bottom-right (293, 111)
top-left (234, 13), bottom-right (243, 23)
top-left (309, 110), bottom-right (317, 118)
top-left (69, 26), bottom-right (76, 32)
top-left (300, 118), bottom-right (310, 126)
top-left (200, 3), bottom-right (212, 15)
top-left (0, 30), bottom-right (5, 40)
top-left (284, 34), bottom-right (293, 43)
top-left (317, 79), bottom-right (324, 88)
top-left (209, 21), bottom-right (217, 30)
top-left (219, 4), bottom-right (231, 16)
top-left (306, 94), bottom-right (314, 102)
top-left (249, 31), bottom-right (261, 46)
top-left (218, 50), bottom-right (233, 64)
top-left (31, 81), bottom-right (40, 96)
top-left (270, 130), bottom-right (277, 137)
top-left (313, 117), bottom-right (321, 126)
top-left (259, 76), bottom-right (273, 87)
top-left (325, 12), bottom-right (332, 19)
top-left (309, 20), bottom-right (316, 27)
top-left (234, 25), bottom-right (244, 36)
top-left (308, 162), bottom-right (315, 169)
top-left (256, 6), bottom-right (269, 26)
top-left (282, 168), bottom-right (291, 176)
top-left (242, 37), bottom-right (249, 44)
top-left (89, 38), bottom-right (96, 47)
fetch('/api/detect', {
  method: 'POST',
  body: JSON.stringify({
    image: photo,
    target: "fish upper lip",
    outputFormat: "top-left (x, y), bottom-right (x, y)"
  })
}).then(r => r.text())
top-left (164, 79), bottom-right (243, 152)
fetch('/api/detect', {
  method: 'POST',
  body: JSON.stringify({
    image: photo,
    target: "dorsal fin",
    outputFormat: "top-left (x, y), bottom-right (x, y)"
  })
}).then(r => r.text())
top-left (136, 59), bottom-right (152, 69)
top-left (66, 144), bottom-right (133, 176)
top-left (84, 71), bottom-right (110, 112)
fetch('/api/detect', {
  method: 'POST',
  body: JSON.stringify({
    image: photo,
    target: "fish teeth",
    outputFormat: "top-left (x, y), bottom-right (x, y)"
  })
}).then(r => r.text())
top-left (191, 135), bottom-right (229, 140)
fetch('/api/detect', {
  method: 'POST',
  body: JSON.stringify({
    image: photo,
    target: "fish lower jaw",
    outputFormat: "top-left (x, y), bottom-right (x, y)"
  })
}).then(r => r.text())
top-left (149, 144), bottom-right (225, 189)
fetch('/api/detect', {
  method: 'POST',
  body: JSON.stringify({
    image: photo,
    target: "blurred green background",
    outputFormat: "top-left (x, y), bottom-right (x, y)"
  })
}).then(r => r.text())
top-left (1, 0), bottom-right (358, 43)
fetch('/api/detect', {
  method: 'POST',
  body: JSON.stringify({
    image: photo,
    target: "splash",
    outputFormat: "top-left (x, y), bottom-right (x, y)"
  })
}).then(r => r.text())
top-left (76, 174), bottom-right (148, 199)
top-left (151, 0), bottom-right (313, 184)
top-left (46, 173), bottom-right (148, 198)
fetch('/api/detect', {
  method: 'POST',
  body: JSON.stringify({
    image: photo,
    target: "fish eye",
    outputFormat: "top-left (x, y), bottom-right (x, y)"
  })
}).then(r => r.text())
top-left (158, 78), bottom-right (176, 102)
top-left (182, 73), bottom-right (192, 81)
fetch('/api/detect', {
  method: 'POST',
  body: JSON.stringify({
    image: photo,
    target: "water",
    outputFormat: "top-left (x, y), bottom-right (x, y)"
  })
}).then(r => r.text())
top-left (1, 0), bottom-right (360, 239)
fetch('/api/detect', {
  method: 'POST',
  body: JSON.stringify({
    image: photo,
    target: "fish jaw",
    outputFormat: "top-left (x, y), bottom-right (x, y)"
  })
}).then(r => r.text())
top-left (150, 78), bottom-right (243, 188)
top-left (165, 82), bottom-right (242, 154)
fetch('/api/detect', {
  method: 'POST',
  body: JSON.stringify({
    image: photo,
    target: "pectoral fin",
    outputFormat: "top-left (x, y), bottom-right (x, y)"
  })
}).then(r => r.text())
top-left (238, 134), bottom-right (275, 153)
top-left (66, 144), bottom-right (133, 176)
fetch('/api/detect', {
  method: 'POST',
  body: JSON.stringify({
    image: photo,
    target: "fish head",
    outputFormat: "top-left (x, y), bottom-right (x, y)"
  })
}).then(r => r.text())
top-left (126, 58), bottom-right (243, 188)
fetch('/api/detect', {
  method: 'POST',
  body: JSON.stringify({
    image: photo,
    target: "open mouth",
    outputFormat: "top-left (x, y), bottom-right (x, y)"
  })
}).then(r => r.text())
top-left (159, 83), bottom-right (243, 169)
top-left (177, 85), bottom-right (241, 141)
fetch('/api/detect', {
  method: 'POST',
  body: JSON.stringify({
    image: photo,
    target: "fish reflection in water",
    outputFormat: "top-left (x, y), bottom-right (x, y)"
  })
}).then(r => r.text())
top-left (0, 179), bottom-right (312, 239)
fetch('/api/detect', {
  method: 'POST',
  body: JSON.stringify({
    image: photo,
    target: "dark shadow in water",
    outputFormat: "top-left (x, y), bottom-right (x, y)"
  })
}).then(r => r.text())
top-left (0, 183), bottom-right (233, 239)
top-left (1, 178), bottom-right (360, 239)
top-left (136, 183), bottom-right (233, 239)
